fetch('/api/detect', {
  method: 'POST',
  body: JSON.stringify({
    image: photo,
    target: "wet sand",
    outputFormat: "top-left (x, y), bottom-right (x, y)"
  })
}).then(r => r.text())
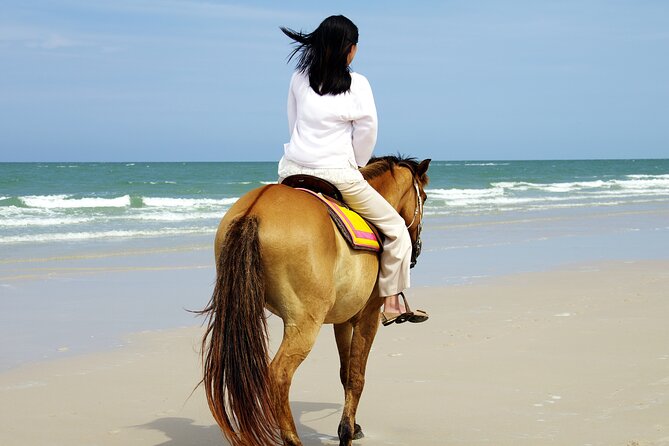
top-left (1, 260), bottom-right (668, 445)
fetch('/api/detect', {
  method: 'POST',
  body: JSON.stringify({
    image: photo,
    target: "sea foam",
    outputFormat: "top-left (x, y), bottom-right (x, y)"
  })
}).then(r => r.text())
top-left (21, 195), bottom-right (132, 209)
top-left (142, 197), bottom-right (238, 208)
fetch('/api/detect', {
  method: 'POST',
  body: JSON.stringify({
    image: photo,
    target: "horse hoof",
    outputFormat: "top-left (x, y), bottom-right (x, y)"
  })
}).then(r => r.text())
top-left (338, 422), bottom-right (364, 443)
top-left (353, 423), bottom-right (364, 440)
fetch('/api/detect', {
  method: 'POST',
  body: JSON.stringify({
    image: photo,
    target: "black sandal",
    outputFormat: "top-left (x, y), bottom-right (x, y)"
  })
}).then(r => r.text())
top-left (399, 292), bottom-right (429, 323)
top-left (381, 312), bottom-right (401, 326)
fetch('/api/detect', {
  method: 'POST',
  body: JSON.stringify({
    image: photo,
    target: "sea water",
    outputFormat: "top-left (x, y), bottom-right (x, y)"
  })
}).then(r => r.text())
top-left (1, 159), bottom-right (668, 246)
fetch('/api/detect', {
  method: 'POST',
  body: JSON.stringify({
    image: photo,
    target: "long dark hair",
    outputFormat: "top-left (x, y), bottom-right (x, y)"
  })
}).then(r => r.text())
top-left (281, 15), bottom-right (359, 96)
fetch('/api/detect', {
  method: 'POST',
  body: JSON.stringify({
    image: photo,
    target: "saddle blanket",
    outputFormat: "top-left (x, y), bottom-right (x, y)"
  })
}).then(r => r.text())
top-left (297, 188), bottom-right (382, 252)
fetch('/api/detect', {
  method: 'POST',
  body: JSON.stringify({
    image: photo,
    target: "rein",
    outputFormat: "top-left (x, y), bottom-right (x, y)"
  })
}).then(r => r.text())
top-left (406, 179), bottom-right (424, 268)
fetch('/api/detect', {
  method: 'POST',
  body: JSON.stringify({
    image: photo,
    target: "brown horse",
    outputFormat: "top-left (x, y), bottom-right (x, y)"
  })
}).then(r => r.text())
top-left (200, 156), bottom-right (430, 446)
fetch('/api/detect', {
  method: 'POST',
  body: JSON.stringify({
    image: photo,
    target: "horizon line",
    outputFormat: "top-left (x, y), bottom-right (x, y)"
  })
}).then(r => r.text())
top-left (1, 157), bottom-right (668, 164)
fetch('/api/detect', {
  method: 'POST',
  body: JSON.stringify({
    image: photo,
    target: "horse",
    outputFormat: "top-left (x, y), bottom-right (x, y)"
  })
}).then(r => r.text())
top-left (200, 155), bottom-right (430, 446)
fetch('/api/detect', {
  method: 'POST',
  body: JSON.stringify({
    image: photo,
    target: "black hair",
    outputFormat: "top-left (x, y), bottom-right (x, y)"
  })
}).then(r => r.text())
top-left (280, 15), bottom-right (359, 96)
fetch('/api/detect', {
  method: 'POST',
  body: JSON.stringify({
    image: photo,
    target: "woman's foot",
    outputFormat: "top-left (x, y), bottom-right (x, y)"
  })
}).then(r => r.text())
top-left (381, 292), bottom-right (428, 326)
top-left (381, 312), bottom-right (409, 326)
top-left (381, 294), bottom-right (409, 326)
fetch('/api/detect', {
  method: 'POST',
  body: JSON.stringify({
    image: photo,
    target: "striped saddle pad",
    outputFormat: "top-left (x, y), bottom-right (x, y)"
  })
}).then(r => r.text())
top-left (297, 188), bottom-right (382, 253)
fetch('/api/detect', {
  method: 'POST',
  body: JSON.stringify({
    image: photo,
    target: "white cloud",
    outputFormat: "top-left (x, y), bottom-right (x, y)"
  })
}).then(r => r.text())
top-left (0, 26), bottom-right (83, 50)
top-left (59, 0), bottom-right (313, 22)
top-left (0, 25), bottom-right (37, 44)
top-left (39, 34), bottom-right (79, 49)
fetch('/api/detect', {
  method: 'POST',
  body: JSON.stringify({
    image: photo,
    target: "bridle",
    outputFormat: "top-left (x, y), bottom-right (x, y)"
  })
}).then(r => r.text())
top-left (406, 179), bottom-right (424, 268)
top-left (406, 180), bottom-right (423, 230)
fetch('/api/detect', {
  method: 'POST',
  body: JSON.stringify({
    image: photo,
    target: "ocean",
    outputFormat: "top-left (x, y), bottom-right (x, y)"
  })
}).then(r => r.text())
top-left (1, 159), bottom-right (668, 246)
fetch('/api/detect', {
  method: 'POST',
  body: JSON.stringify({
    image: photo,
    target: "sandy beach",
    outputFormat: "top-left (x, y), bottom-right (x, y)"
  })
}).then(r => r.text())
top-left (2, 259), bottom-right (668, 446)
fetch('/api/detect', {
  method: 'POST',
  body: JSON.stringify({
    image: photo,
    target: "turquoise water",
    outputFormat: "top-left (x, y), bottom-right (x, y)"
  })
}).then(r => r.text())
top-left (1, 159), bottom-right (668, 245)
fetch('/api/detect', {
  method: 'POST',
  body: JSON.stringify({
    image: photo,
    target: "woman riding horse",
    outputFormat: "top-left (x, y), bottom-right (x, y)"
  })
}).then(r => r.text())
top-left (201, 156), bottom-right (429, 446)
top-left (200, 15), bottom-right (431, 446)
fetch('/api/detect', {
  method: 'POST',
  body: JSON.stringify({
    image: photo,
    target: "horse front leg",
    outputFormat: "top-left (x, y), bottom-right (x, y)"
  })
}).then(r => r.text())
top-left (334, 322), bottom-right (352, 389)
top-left (334, 323), bottom-right (364, 440)
top-left (337, 300), bottom-right (382, 446)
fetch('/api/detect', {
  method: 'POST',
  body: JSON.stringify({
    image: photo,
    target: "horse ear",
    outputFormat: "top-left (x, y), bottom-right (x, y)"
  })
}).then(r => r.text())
top-left (417, 159), bottom-right (431, 177)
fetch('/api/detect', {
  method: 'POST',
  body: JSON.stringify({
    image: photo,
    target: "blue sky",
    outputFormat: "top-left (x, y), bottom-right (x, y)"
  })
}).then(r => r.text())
top-left (1, 0), bottom-right (667, 161)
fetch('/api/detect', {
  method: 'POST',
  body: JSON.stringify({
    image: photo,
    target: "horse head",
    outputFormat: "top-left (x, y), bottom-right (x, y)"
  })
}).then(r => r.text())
top-left (362, 156), bottom-right (431, 268)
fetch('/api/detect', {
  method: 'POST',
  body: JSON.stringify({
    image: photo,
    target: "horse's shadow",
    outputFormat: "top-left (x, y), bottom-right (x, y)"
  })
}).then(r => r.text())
top-left (134, 401), bottom-right (342, 445)
top-left (133, 417), bottom-right (221, 445)
top-left (292, 400), bottom-right (343, 444)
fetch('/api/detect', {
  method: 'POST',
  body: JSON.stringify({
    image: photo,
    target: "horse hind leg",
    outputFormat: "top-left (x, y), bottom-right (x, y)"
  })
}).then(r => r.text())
top-left (337, 300), bottom-right (382, 446)
top-left (270, 320), bottom-right (322, 446)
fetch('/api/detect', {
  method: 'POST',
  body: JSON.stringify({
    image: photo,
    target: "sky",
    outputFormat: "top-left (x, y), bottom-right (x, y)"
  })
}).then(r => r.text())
top-left (1, 0), bottom-right (668, 162)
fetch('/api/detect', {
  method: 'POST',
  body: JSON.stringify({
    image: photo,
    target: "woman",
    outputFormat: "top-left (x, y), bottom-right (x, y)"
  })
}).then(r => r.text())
top-left (278, 15), bottom-right (428, 326)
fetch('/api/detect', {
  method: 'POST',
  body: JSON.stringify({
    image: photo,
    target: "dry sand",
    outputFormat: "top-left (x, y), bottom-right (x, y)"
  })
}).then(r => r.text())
top-left (1, 260), bottom-right (668, 446)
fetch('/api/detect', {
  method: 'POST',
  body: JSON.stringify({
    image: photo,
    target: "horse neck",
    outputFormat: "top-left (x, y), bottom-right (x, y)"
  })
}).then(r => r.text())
top-left (367, 168), bottom-right (413, 212)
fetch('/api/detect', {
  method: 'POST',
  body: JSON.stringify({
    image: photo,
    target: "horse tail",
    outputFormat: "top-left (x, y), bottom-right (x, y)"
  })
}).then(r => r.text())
top-left (200, 214), bottom-right (280, 446)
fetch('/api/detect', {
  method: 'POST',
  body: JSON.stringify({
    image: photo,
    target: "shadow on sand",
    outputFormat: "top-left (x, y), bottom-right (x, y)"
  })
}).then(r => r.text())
top-left (135, 401), bottom-right (342, 446)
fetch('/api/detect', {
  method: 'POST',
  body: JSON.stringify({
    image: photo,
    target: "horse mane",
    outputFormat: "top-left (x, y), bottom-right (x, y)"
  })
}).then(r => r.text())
top-left (361, 154), bottom-right (428, 184)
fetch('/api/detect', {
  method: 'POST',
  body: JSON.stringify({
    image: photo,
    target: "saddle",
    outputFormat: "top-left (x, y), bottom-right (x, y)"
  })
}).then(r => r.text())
top-left (281, 175), bottom-right (382, 253)
top-left (281, 174), bottom-right (343, 201)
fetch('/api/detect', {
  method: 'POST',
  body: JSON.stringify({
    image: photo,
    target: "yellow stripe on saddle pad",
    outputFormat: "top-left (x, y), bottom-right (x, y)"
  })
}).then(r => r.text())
top-left (298, 189), bottom-right (381, 252)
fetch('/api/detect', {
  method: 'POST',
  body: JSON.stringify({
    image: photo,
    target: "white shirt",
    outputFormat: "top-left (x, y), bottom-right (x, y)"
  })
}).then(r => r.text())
top-left (280, 71), bottom-right (378, 182)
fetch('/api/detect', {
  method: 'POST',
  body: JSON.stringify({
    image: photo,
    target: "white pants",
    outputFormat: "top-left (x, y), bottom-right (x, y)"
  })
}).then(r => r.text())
top-left (330, 180), bottom-right (412, 297)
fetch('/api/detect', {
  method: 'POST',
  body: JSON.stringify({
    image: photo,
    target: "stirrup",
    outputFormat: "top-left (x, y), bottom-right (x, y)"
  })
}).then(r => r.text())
top-left (398, 292), bottom-right (429, 323)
